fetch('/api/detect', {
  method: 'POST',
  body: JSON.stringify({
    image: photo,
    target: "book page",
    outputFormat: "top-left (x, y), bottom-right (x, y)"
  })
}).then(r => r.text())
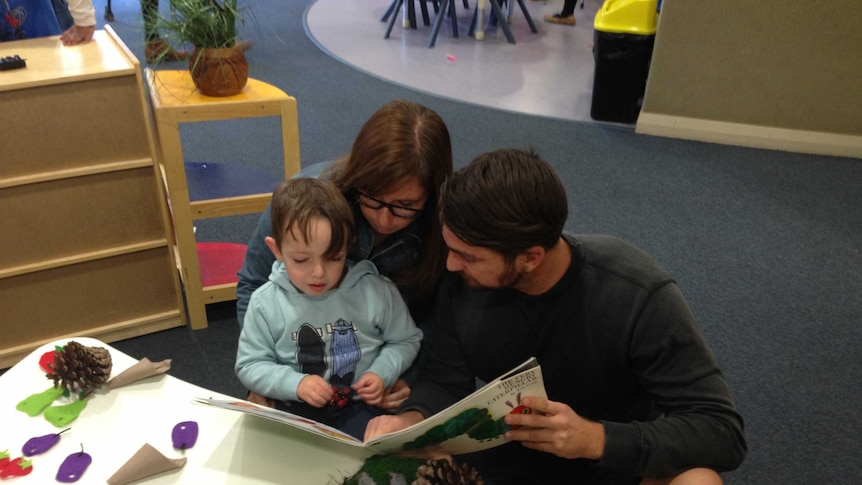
top-left (194, 398), bottom-right (364, 446)
top-left (365, 357), bottom-right (546, 455)
top-left (195, 357), bottom-right (546, 455)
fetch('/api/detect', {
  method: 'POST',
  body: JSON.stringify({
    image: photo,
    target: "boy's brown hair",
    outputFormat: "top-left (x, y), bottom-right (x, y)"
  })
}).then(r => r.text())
top-left (270, 178), bottom-right (355, 259)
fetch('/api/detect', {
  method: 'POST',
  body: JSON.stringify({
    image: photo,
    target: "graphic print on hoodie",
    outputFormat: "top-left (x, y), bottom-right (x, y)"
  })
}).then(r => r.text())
top-left (293, 319), bottom-right (361, 388)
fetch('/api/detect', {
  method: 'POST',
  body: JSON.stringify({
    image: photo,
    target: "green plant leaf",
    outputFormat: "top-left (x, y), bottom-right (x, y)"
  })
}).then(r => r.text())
top-left (155, 0), bottom-right (246, 52)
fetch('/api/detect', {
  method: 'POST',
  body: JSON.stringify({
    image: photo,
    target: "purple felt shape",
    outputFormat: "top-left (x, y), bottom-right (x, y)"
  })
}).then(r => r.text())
top-left (172, 421), bottom-right (199, 450)
top-left (22, 429), bottom-right (69, 456)
top-left (56, 451), bottom-right (92, 483)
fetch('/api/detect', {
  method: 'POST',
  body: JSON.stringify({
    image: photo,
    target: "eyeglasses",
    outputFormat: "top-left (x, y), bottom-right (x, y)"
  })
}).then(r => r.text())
top-left (357, 192), bottom-right (423, 220)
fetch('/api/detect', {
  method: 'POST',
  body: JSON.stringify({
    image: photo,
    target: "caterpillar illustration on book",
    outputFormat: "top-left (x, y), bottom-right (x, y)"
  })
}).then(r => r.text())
top-left (403, 392), bottom-right (533, 451)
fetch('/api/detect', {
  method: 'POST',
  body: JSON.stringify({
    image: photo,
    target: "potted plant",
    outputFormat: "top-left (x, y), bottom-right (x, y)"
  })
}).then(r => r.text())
top-left (153, 0), bottom-right (250, 97)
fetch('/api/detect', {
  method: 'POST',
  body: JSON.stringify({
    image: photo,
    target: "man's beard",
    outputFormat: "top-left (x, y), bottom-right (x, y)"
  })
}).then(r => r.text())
top-left (461, 261), bottom-right (523, 290)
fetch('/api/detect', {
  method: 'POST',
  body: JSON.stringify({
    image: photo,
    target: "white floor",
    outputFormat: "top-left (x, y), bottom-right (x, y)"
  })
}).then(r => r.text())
top-left (304, 0), bottom-right (604, 122)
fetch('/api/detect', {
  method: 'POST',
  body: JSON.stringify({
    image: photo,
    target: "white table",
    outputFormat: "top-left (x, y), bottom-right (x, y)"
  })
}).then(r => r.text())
top-left (1, 338), bottom-right (371, 484)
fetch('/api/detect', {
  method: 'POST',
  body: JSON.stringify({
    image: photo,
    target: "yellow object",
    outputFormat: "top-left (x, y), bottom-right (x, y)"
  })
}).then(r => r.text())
top-left (594, 0), bottom-right (658, 35)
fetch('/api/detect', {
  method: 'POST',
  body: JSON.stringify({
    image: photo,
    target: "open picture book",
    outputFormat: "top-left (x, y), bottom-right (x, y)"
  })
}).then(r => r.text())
top-left (195, 357), bottom-right (546, 455)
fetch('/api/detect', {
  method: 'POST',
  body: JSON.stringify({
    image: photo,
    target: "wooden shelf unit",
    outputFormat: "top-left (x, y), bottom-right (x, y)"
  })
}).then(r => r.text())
top-left (145, 69), bottom-right (301, 330)
top-left (0, 27), bottom-right (185, 369)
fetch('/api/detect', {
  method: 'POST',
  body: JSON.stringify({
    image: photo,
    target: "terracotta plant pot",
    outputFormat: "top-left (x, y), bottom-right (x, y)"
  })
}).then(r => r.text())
top-left (189, 46), bottom-right (248, 97)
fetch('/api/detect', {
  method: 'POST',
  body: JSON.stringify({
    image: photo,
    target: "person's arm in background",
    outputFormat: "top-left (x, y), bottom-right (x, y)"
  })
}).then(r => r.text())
top-left (236, 203), bottom-right (276, 328)
top-left (60, 0), bottom-right (95, 45)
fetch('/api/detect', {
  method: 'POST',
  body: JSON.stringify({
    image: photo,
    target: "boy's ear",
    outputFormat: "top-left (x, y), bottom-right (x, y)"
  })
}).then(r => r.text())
top-left (264, 236), bottom-right (283, 262)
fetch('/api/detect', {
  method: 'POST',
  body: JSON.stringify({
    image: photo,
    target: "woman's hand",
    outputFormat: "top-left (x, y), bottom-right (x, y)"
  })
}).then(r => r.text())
top-left (380, 379), bottom-right (411, 412)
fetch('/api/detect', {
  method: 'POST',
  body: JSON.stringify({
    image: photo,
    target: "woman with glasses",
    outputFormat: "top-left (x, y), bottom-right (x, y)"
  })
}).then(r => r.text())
top-left (236, 99), bottom-right (453, 411)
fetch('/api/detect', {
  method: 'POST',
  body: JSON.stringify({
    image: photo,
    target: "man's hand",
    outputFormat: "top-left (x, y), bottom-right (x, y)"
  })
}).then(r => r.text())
top-left (60, 25), bottom-right (95, 46)
top-left (353, 372), bottom-right (384, 405)
top-left (296, 375), bottom-right (333, 408)
top-left (503, 396), bottom-right (606, 460)
top-left (364, 410), bottom-right (425, 441)
top-left (380, 379), bottom-right (411, 412)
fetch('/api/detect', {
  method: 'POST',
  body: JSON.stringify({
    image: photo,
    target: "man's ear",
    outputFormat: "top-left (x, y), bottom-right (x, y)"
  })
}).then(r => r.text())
top-left (518, 246), bottom-right (546, 272)
top-left (264, 236), bottom-right (284, 262)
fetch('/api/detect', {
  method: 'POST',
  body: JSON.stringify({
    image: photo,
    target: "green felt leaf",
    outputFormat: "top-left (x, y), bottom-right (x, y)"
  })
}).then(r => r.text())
top-left (16, 387), bottom-right (64, 417)
top-left (44, 400), bottom-right (88, 427)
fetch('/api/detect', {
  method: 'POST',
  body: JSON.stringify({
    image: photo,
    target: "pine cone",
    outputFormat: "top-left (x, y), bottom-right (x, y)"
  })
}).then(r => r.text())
top-left (411, 458), bottom-right (484, 485)
top-left (47, 341), bottom-right (113, 394)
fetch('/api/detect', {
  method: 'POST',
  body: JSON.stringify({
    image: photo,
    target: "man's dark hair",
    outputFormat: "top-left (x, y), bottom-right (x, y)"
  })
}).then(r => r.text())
top-left (440, 148), bottom-right (568, 261)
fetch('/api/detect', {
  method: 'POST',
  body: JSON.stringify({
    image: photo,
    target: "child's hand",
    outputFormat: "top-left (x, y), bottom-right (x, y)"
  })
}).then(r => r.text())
top-left (297, 375), bottom-right (332, 408)
top-left (353, 372), bottom-right (384, 405)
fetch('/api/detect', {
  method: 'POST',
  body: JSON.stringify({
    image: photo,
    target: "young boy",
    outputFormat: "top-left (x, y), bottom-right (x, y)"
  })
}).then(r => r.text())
top-left (235, 178), bottom-right (422, 440)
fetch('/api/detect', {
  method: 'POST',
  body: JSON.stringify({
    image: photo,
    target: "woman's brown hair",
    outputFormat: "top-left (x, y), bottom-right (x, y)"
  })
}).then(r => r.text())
top-left (325, 100), bottom-right (453, 301)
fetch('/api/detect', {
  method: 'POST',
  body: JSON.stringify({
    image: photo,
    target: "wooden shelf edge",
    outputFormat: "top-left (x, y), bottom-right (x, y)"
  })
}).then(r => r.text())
top-left (104, 24), bottom-right (140, 69)
top-left (0, 239), bottom-right (170, 279)
top-left (0, 310), bottom-right (184, 369)
top-left (0, 158), bottom-right (154, 189)
top-left (202, 282), bottom-right (239, 304)
top-left (191, 194), bottom-right (272, 219)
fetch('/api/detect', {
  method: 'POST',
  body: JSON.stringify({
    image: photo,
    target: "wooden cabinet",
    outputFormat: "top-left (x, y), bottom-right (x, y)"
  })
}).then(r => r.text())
top-left (0, 27), bottom-right (184, 368)
top-left (145, 69), bottom-right (301, 330)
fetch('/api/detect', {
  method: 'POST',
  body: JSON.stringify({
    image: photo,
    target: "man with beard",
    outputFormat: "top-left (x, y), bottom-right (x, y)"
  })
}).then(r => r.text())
top-left (365, 148), bottom-right (746, 484)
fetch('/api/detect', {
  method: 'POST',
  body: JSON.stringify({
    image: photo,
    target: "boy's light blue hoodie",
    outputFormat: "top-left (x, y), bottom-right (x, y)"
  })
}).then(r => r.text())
top-left (236, 259), bottom-right (422, 402)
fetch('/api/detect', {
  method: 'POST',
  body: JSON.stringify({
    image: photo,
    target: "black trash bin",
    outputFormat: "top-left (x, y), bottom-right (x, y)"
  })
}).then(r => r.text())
top-left (590, 0), bottom-right (658, 124)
